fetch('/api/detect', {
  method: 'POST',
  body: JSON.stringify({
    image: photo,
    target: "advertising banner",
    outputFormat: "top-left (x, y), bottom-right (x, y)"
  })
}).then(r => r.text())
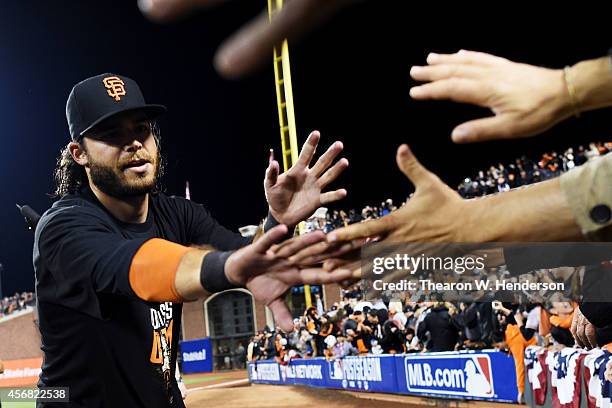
top-left (326, 355), bottom-right (397, 393)
top-left (180, 338), bottom-right (213, 373)
top-left (0, 357), bottom-right (43, 387)
top-left (248, 351), bottom-right (519, 403)
top-left (395, 350), bottom-right (517, 402)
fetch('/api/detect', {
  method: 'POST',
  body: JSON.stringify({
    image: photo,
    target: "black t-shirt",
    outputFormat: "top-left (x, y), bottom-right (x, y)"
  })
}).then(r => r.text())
top-left (33, 188), bottom-right (251, 408)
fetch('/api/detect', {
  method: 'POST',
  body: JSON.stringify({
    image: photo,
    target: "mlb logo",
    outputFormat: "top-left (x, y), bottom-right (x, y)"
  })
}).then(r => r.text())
top-left (464, 356), bottom-right (494, 396)
top-left (404, 354), bottom-right (495, 398)
top-left (328, 360), bottom-right (343, 380)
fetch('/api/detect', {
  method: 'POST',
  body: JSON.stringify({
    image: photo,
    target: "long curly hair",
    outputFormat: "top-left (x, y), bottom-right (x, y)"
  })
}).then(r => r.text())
top-left (53, 122), bottom-right (165, 197)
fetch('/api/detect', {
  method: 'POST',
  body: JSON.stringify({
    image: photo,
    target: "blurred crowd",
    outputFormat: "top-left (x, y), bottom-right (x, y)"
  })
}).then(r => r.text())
top-left (458, 142), bottom-right (612, 198)
top-left (304, 200), bottom-right (398, 233)
top-left (246, 286), bottom-right (579, 362)
top-left (0, 292), bottom-right (35, 319)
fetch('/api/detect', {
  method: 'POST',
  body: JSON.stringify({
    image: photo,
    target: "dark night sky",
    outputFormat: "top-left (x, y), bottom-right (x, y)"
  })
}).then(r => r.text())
top-left (0, 1), bottom-right (610, 294)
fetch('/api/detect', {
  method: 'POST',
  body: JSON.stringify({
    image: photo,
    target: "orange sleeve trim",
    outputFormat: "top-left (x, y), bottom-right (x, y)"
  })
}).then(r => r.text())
top-left (129, 238), bottom-right (191, 303)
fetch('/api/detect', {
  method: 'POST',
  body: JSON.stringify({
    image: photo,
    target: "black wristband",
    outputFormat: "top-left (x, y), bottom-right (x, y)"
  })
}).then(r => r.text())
top-left (263, 211), bottom-right (296, 241)
top-left (263, 210), bottom-right (281, 232)
top-left (200, 251), bottom-right (239, 293)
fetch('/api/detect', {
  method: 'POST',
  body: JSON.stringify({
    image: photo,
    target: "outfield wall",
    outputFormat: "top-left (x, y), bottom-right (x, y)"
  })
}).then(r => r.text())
top-left (248, 350), bottom-right (518, 403)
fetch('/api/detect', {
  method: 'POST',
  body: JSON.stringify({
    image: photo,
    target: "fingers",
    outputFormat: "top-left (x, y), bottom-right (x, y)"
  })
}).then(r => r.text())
top-left (451, 115), bottom-right (517, 143)
top-left (290, 239), bottom-right (363, 266)
top-left (323, 258), bottom-right (347, 271)
top-left (138, 0), bottom-right (227, 22)
top-left (288, 240), bottom-right (335, 265)
top-left (139, 0), bottom-right (349, 78)
top-left (253, 224), bottom-right (289, 254)
top-left (312, 140), bottom-right (343, 177)
top-left (264, 160), bottom-right (280, 189)
top-left (318, 158), bottom-right (349, 188)
top-left (323, 256), bottom-right (361, 276)
top-left (571, 307), bottom-right (599, 350)
top-left (268, 298), bottom-right (295, 333)
top-left (274, 230), bottom-right (326, 258)
top-left (410, 64), bottom-right (485, 82)
top-left (585, 323), bottom-right (598, 349)
top-left (320, 189), bottom-right (347, 205)
top-left (410, 78), bottom-right (490, 107)
top-left (425, 50), bottom-right (505, 67)
top-left (575, 320), bottom-right (589, 349)
top-left (296, 131), bottom-right (320, 168)
top-left (574, 313), bottom-right (590, 349)
top-left (570, 310), bottom-right (580, 347)
top-left (396, 144), bottom-right (437, 188)
top-left (214, 0), bottom-right (347, 78)
top-left (327, 239), bottom-right (365, 259)
top-left (297, 268), bottom-right (353, 285)
top-left (327, 216), bottom-right (393, 243)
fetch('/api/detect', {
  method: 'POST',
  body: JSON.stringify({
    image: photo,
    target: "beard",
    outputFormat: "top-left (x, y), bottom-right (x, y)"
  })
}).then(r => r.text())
top-left (87, 152), bottom-right (159, 198)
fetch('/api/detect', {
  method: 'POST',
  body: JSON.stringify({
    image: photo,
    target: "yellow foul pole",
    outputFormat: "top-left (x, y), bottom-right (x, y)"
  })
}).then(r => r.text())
top-left (267, 0), bottom-right (312, 309)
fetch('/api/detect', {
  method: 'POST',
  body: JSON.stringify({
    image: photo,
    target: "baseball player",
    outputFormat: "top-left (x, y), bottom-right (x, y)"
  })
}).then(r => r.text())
top-left (34, 73), bottom-right (350, 407)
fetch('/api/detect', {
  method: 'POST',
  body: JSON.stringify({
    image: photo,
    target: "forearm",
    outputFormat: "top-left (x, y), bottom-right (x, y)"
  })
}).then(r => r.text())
top-left (529, 56), bottom-right (612, 122)
top-left (175, 249), bottom-right (238, 301)
top-left (472, 177), bottom-right (582, 242)
top-left (484, 152), bottom-right (611, 245)
top-left (128, 238), bottom-right (239, 303)
top-left (174, 250), bottom-right (210, 301)
top-left (571, 56), bottom-right (612, 113)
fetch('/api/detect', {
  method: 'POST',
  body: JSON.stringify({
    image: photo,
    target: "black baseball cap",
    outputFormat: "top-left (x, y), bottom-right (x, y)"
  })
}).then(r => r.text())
top-left (66, 73), bottom-right (166, 141)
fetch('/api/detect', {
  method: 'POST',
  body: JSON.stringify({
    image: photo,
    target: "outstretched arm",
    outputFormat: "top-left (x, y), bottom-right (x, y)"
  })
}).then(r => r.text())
top-left (170, 226), bottom-right (352, 331)
top-left (326, 144), bottom-right (582, 245)
top-left (37, 208), bottom-right (351, 332)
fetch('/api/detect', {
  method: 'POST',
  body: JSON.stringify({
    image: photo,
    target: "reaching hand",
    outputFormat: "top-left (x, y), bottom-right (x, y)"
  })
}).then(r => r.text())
top-left (286, 144), bottom-right (478, 283)
top-left (137, 0), bottom-right (351, 78)
top-left (265, 131), bottom-right (348, 227)
top-left (326, 144), bottom-right (473, 244)
top-left (224, 225), bottom-right (352, 331)
top-left (410, 50), bottom-right (572, 143)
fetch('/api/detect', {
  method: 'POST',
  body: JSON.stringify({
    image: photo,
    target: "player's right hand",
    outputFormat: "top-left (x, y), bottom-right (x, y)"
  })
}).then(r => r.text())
top-left (224, 225), bottom-right (352, 332)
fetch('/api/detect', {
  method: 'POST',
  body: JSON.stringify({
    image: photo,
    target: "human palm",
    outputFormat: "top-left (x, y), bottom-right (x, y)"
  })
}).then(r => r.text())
top-left (265, 131), bottom-right (348, 227)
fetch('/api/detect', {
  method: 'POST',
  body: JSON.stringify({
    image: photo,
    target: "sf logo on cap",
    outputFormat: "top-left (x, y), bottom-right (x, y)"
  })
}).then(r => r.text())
top-left (103, 76), bottom-right (126, 102)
